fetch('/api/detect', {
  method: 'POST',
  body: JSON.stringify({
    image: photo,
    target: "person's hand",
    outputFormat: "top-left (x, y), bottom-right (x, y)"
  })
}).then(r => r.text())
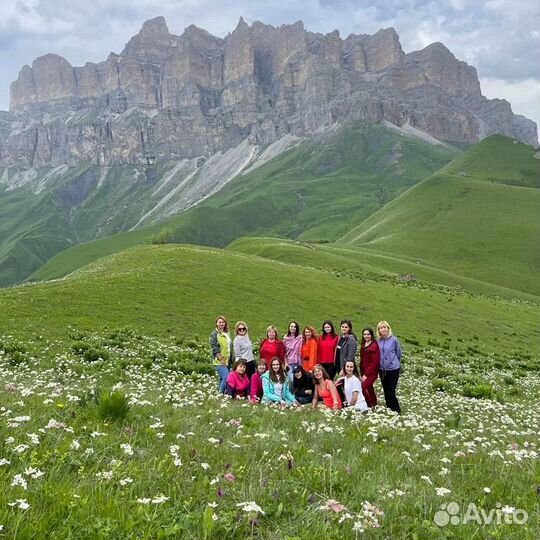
top-left (361, 375), bottom-right (367, 382)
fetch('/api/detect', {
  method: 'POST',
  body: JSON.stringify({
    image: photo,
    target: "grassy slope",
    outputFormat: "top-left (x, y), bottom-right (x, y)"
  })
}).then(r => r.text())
top-left (0, 184), bottom-right (76, 285)
top-left (28, 123), bottom-right (457, 283)
top-left (3, 245), bottom-right (539, 357)
top-left (338, 135), bottom-right (540, 295)
top-left (227, 237), bottom-right (539, 302)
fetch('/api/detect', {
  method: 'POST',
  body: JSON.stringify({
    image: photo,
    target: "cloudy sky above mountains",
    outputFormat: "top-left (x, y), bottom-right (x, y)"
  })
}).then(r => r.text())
top-left (1, 0), bottom-right (538, 130)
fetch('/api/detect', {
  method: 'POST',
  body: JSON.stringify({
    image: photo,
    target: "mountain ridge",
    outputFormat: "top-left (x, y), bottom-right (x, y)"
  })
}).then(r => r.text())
top-left (0, 16), bottom-right (536, 171)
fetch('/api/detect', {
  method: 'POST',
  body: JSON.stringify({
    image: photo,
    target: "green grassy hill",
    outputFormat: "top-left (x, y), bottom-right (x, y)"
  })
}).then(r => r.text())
top-left (3, 244), bottom-right (539, 358)
top-left (338, 135), bottom-right (540, 295)
top-left (28, 123), bottom-right (457, 283)
top-left (227, 237), bottom-right (539, 302)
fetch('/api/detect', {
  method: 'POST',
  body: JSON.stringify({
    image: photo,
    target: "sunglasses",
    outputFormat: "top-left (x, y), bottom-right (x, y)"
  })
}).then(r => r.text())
top-left (237, 327), bottom-right (247, 332)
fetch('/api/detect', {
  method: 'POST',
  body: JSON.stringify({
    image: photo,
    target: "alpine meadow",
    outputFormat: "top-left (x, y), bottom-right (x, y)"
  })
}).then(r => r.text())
top-left (0, 8), bottom-right (539, 540)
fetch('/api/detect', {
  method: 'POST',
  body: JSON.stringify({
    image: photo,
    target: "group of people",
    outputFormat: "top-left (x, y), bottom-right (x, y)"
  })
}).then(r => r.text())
top-left (209, 317), bottom-right (402, 413)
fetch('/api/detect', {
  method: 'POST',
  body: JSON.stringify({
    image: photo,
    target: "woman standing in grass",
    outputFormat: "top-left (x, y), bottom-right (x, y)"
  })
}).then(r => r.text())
top-left (318, 320), bottom-right (339, 380)
top-left (283, 321), bottom-right (303, 374)
top-left (259, 326), bottom-right (286, 370)
top-left (312, 364), bottom-right (342, 410)
top-left (377, 320), bottom-right (402, 414)
top-left (209, 315), bottom-right (233, 394)
top-left (301, 325), bottom-right (318, 372)
top-left (225, 360), bottom-right (250, 398)
top-left (262, 357), bottom-right (297, 406)
top-left (335, 320), bottom-right (357, 376)
top-left (233, 321), bottom-right (255, 377)
top-left (337, 360), bottom-right (368, 411)
top-left (359, 327), bottom-right (379, 408)
top-left (249, 360), bottom-right (267, 403)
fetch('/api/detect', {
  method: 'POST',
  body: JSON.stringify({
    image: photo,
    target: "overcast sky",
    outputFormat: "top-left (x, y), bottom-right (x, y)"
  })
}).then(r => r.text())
top-left (1, 0), bottom-right (538, 131)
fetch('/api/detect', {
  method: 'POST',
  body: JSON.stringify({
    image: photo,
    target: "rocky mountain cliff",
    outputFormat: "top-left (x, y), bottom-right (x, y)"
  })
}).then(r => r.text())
top-left (1, 17), bottom-right (537, 169)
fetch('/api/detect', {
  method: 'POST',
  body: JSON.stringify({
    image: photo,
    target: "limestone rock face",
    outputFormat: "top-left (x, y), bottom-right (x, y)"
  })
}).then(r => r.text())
top-left (2, 17), bottom-right (537, 168)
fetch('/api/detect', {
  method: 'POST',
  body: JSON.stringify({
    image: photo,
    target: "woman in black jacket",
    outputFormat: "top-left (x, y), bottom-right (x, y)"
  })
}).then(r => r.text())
top-left (291, 366), bottom-right (315, 405)
top-left (335, 319), bottom-right (358, 376)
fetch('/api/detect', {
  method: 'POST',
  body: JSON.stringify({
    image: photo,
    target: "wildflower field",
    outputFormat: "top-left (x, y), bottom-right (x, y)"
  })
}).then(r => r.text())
top-left (0, 329), bottom-right (538, 539)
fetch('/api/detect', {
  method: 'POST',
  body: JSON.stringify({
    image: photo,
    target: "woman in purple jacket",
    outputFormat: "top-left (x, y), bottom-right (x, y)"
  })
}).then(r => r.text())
top-left (377, 320), bottom-right (402, 413)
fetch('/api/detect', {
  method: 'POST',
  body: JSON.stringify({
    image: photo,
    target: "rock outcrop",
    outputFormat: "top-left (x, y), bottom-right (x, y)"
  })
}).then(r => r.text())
top-left (1, 17), bottom-right (537, 168)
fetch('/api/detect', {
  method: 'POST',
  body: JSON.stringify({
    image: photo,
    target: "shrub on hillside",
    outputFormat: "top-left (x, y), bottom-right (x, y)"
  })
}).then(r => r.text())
top-left (0, 340), bottom-right (29, 366)
top-left (151, 227), bottom-right (175, 244)
top-left (97, 390), bottom-right (130, 422)
top-left (462, 383), bottom-right (494, 399)
top-left (432, 379), bottom-right (453, 393)
top-left (83, 348), bottom-right (110, 362)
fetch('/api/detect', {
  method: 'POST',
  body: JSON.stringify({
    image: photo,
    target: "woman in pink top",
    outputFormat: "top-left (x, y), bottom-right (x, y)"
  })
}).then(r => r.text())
top-left (283, 321), bottom-right (302, 373)
top-left (225, 360), bottom-right (250, 399)
top-left (249, 360), bottom-right (267, 403)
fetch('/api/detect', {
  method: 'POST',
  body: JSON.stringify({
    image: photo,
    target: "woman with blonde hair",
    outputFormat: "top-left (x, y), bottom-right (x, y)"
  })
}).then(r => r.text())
top-left (301, 325), bottom-right (318, 372)
top-left (377, 320), bottom-right (402, 413)
top-left (259, 325), bottom-right (286, 370)
top-left (209, 315), bottom-right (233, 394)
top-left (233, 321), bottom-right (255, 377)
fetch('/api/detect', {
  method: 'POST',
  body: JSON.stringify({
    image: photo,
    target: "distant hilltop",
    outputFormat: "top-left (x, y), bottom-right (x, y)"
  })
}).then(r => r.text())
top-left (1, 16), bottom-right (537, 168)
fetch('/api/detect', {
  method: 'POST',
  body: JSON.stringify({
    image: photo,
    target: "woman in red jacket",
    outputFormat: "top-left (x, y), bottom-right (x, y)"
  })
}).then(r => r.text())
top-left (318, 320), bottom-right (339, 380)
top-left (359, 327), bottom-right (379, 408)
top-left (301, 325), bottom-right (318, 372)
top-left (259, 326), bottom-right (286, 370)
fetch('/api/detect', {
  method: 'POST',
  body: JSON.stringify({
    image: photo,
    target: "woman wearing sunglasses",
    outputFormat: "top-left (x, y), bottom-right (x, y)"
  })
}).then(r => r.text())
top-left (233, 321), bottom-right (255, 377)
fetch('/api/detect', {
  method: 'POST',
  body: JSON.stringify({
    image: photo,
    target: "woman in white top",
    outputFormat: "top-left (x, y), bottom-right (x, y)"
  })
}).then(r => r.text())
top-left (233, 321), bottom-right (255, 377)
top-left (339, 360), bottom-right (368, 412)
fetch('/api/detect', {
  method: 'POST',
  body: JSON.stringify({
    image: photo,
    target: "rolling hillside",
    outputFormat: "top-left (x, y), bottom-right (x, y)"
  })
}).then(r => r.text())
top-left (28, 122), bottom-right (457, 283)
top-left (227, 237), bottom-right (539, 302)
top-left (338, 136), bottom-right (540, 295)
top-left (3, 244), bottom-right (539, 358)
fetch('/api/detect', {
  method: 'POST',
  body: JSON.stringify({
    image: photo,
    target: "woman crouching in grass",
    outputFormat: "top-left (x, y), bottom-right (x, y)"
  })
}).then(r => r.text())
top-left (312, 364), bottom-right (342, 410)
top-left (249, 360), bottom-right (267, 403)
top-left (262, 357), bottom-right (297, 406)
top-left (337, 360), bottom-right (368, 412)
top-left (292, 365), bottom-right (315, 405)
top-left (225, 360), bottom-right (250, 399)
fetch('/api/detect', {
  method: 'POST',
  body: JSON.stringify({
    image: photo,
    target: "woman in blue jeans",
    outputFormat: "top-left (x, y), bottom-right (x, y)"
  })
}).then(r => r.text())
top-left (377, 320), bottom-right (402, 413)
top-left (209, 315), bottom-right (233, 393)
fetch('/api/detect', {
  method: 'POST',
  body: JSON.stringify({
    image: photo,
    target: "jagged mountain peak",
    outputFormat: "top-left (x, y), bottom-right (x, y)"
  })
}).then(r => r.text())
top-left (2, 17), bottom-right (538, 169)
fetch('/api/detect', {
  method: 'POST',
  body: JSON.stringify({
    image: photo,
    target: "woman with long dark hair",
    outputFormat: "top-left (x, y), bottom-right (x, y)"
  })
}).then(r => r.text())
top-left (292, 366), bottom-right (315, 405)
top-left (283, 321), bottom-right (302, 374)
top-left (318, 320), bottom-right (339, 380)
top-left (335, 320), bottom-right (357, 376)
top-left (359, 327), bottom-right (379, 408)
top-left (262, 357), bottom-right (296, 406)
top-left (336, 360), bottom-right (368, 411)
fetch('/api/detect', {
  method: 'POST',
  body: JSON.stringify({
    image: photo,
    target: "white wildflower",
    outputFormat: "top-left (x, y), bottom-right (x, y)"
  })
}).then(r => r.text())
top-left (236, 501), bottom-right (265, 514)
